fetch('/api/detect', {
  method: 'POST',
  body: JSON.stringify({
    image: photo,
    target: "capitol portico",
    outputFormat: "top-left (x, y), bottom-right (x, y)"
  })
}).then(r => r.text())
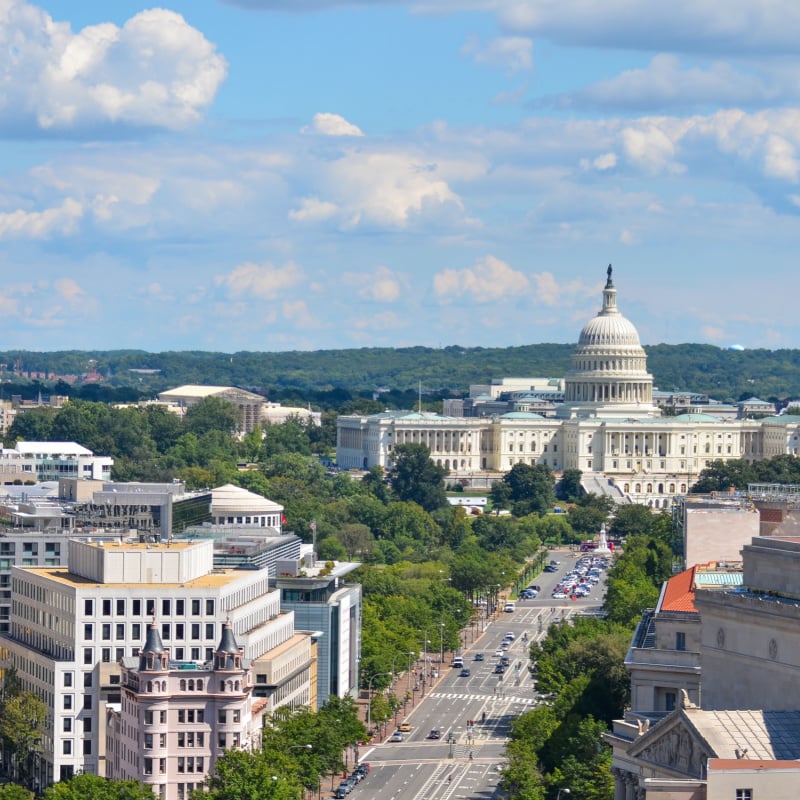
top-left (336, 267), bottom-right (800, 506)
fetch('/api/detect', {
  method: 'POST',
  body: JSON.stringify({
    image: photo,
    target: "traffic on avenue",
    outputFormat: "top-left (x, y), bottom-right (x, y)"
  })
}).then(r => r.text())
top-left (347, 549), bottom-right (607, 800)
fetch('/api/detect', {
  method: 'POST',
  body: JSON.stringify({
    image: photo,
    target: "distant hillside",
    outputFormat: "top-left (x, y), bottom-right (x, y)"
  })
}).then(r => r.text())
top-left (2, 343), bottom-right (800, 407)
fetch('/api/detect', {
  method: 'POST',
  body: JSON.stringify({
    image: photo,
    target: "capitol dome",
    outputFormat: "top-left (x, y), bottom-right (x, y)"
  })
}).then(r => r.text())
top-left (559, 266), bottom-right (658, 418)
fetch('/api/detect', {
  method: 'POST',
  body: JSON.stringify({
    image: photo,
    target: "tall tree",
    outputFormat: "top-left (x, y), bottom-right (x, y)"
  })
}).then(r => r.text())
top-left (42, 775), bottom-right (156, 800)
top-left (502, 463), bottom-right (555, 517)
top-left (389, 444), bottom-right (448, 512)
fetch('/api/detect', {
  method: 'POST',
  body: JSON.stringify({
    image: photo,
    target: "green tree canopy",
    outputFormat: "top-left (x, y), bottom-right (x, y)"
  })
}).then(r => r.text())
top-left (389, 444), bottom-right (448, 512)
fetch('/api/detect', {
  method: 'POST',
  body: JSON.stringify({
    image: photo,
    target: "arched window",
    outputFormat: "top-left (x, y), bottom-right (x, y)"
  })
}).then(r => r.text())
top-left (188, 680), bottom-right (195, 691)
top-left (147, 681), bottom-right (153, 693)
top-left (197, 680), bottom-right (203, 691)
top-left (669, 483), bottom-right (675, 493)
top-left (624, 483), bottom-right (630, 493)
top-left (180, 679), bottom-right (186, 691)
top-left (220, 681), bottom-right (225, 692)
top-left (635, 483), bottom-right (641, 493)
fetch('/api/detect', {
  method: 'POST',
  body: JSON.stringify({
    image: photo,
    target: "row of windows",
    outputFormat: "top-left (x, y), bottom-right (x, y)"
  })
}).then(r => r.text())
top-left (84, 598), bottom-right (216, 618)
top-left (85, 622), bottom-right (220, 642)
top-left (62, 739), bottom-right (92, 756)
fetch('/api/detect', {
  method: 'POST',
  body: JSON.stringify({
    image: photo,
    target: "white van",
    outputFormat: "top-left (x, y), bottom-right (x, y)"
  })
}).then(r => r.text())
top-left (503, 602), bottom-right (516, 613)
top-left (452, 656), bottom-right (464, 668)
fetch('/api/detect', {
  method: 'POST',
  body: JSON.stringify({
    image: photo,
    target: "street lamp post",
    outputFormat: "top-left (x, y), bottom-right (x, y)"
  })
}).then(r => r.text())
top-left (439, 621), bottom-right (446, 665)
top-left (556, 788), bottom-right (571, 800)
top-left (366, 672), bottom-right (393, 733)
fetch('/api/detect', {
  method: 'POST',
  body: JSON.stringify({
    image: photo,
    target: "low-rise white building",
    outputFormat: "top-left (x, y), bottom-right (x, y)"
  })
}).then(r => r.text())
top-left (0, 441), bottom-right (112, 484)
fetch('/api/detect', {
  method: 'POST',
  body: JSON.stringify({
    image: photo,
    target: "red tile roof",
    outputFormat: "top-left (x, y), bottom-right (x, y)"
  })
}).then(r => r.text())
top-left (660, 565), bottom-right (697, 613)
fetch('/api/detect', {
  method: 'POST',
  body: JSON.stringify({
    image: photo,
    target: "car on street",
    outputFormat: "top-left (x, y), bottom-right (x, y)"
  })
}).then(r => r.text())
top-left (494, 664), bottom-right (506, 674)
top-left (505, 632), bottom-right (515, 640)
top-left (552, 592), bottom-right (567, 599)
top-left (398, 722), bottom-right (412, 731)
top-left (459, 668), bottom-right (471, 677)
top-left (474, 652), bottom-right (484, 661)
top-left (389, 731), bottom-right (404, 742)
top-left (427, 729), bottom-right (441, 740)
top-left (495, 648), bottom-right (504, 657)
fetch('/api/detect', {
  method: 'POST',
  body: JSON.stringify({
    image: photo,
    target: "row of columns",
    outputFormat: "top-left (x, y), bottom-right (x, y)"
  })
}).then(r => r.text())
top-left (566, 381), bottom-right (652, 403)
top-left (612, 768), bottom-right (643, 800)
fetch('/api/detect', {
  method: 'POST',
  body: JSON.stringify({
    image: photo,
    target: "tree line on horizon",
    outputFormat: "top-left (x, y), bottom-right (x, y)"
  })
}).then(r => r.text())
top-left (2, 342), bottom-right (800, 406)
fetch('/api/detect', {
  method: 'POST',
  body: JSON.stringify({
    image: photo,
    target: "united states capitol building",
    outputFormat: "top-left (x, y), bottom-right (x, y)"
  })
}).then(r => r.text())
top-left (337, 267), bottom-right (800, 506)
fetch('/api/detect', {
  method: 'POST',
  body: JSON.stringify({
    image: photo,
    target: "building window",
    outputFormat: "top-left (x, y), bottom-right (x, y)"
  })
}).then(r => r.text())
top-left (83, 648), bottom-right (92, 664)
top-left (84, 718), bottom-right (92, 733)
top-left (116, 624), bottom-right (125, 640)
top-left (63, 718), bottom-right (72, 732)
top-left (176, 624), bottom-right (184, 640)
top-left (64, 695), bottom-right (73, 710)
top-left (205, 623), bottom-right (214, 639)
top-left (84, 623), bottom-right (93, 640)
top-left (192, 599), bottom-right (201, 616)
top-left (83, 696), bottom-right (92, 710)
top-left (191, 624), bottom-right (200, 640)
top-left (102, 648), bottom-right (111, 663)
top-left (132, 599), bottom-right (141, 616)
top-left (83, 672), bottom-right (92, 688)
top-left (102, 599), bottom-right (112, 616)
top-left (665, 692), bottom-right (676, 712)
top-left (147, 599), bottom-right (156, 617)
top-left (64, 672), bottom-right (73, 687)
top-left (162, 624), bottom-right (171, 640)
top-left (176, 599), bottom-right (185, 615)
top-left (218, 710), bottom-right (226, 724)
top-left (84, 599), bottom-right (93, 616)
top-left (102, 624), bottom-right (111, 641)
top-left (145, 711), bottom-right (154, 725)
top-left (206, 599), bottom-right (215, 615)
top-left (162, 599), bottom-right (171, 616)
top-left (676, 632), bottom-right (686, 651)
top-left (132, 623), bottom-right (141, 640)
top-left (63, 740), bottom-right (72, 755)
top-left (116, 599), bottom-right (125, 615)
top-left (144, 758), bottom-right (153, 776)
top-left (735, 791), bottom-right (752, 800)
top-left (83, 740), bottom-right (92, 755)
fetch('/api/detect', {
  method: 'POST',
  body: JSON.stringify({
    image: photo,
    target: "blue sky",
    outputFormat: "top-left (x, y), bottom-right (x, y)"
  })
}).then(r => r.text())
top-left (2, 0), bottom-right (800, 353)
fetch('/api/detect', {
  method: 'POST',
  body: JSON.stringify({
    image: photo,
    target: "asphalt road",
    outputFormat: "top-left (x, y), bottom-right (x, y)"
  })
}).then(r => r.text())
top-left (348, 549), bottom-right (608, 800)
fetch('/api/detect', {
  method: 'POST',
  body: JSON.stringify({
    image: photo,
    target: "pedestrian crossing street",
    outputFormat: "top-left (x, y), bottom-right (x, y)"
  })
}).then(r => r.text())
top-left (430, 691), bottom-right (536, 706)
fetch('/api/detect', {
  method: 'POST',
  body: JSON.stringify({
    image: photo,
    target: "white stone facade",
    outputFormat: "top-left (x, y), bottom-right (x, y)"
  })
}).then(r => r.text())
top-left (337, 269), bottom-right (800, 506)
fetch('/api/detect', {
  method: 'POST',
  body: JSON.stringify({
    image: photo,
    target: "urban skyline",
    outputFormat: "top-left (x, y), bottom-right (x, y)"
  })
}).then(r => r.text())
top-left (2, 1), bottom-right (799, 353)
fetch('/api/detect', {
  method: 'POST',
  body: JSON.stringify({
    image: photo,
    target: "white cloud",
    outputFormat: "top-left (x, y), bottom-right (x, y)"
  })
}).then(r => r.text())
top-left (342, 266), bottom-right (404, 303)
top-left (282, 299), bottom-right (317, 327)
top-left (325, 151), bottom-right (466, 228)
top-left (217, 261), bottom-right (306, 300)
top-left (530, 272), bottom-right (599, 307)
top-left (0, 198), bottom-right (83, 238)
top-left (580, 152), bottom-right (617, 171)
top-left (433, 255), bottom-right (529, 304)
top-left (0, 1), bottom-right (226, 134)
top-left (621, 124), bottom-right (685, 175)
top-left (461, 35), bottom-right (533, 73)
top-left (763, 135), bottom-right (800, 182)
top-left (289, 197), bottom-right (340, 222)
top-left (546, 54), bottom-right (781, 112)
top-left (494, 0), bottom-right (800, 55)
top-left (302, 113), bottom-right (364, 137)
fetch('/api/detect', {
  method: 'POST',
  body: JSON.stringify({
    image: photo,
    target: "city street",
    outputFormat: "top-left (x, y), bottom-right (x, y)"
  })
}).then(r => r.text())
top-left (349, 550), bottom-right (606, 800)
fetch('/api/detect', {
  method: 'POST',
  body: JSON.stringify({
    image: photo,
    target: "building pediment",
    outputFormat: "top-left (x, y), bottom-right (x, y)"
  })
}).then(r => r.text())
top-left (629, 712), bottom-right (713, 779)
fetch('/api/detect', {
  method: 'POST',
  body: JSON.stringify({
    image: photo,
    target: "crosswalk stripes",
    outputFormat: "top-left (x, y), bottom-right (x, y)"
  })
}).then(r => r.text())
top-left (430, 691), bottom-right (535, 705)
